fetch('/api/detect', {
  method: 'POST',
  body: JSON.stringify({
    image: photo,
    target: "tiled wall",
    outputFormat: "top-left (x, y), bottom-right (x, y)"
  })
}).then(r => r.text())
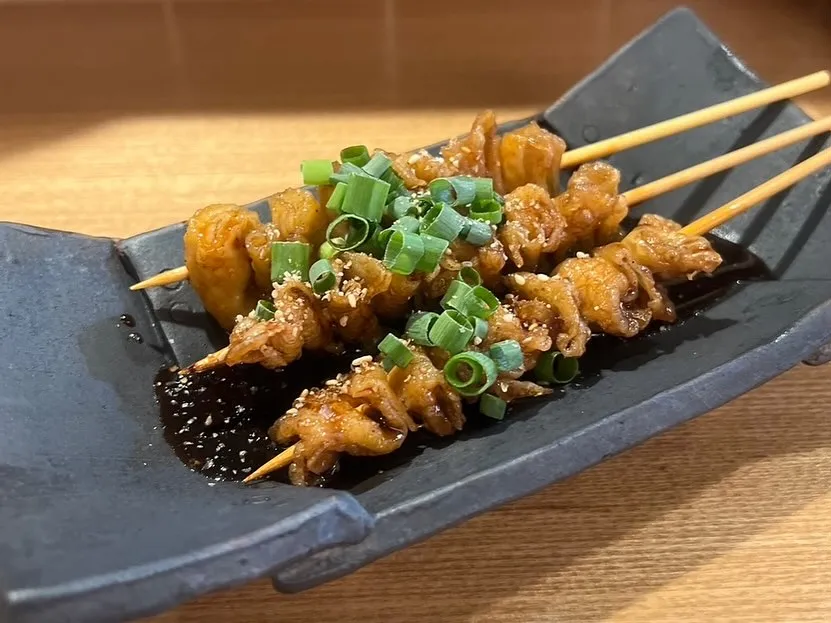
top-left (0, 0), bottom-right (828, 115)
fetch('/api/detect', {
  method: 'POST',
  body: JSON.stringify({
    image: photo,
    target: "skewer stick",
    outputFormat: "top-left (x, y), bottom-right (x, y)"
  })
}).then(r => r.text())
top-left (129, 71), bottom-right (829, 293)
top-left (560, 70), bottom-right (830, 168)
top-left (681, 146), bottom-right (831, 236)
top-left (622, 115), bottom-right (831, 206)
top-left (183, 346), bottom-right (229, 375)
top-left (244, 153), bottom-right (831, 483)
top-left (130, 266), bottom-right (189, 291)
top-left (242, 446), bottom-right (296, 483)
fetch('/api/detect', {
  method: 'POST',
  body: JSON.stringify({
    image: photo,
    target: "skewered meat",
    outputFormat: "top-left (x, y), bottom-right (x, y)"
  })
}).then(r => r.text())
top-left (245, 223), bottom-right (281, 293)
top-left (422, 238), bottom-right (507, 299)
top-left (268, 188), bottom-right (330, 247)
top-left (225, 279), bottom-right (332, 369)
top-left (184, 204), bottom-right (262, 330)
top-left (499, 121), bottom-right (566, 195)
top-left (500, 183), bottom-right (568, 271)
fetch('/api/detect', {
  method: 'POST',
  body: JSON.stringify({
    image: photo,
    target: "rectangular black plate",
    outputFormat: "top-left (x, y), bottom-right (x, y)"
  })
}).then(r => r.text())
top-left (2, 7), bottom-right (831, 623)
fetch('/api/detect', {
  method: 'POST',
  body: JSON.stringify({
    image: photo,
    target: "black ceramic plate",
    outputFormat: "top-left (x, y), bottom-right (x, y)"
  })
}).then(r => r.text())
top-left (3, 8), bottom-right (831, 623)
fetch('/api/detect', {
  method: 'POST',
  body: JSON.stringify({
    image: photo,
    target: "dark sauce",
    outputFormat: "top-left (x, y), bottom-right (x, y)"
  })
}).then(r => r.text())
top-left (156, 235), bottom-right (773, 489)
top-left (118, 313), bottom-right (136, 328)
top-left (155, 350), bottom-right (361, 482)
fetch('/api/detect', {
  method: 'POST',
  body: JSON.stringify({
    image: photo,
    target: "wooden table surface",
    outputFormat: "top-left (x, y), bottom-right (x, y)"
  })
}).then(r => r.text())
top-left (1, 1), bottom-right (830, 621)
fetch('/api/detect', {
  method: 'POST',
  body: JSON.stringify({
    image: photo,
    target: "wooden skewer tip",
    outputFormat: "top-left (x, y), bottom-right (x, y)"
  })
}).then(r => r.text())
top-left (130, 266), bottom-right (190, 291)
top-left (243, 446), bottom-right (296, 483)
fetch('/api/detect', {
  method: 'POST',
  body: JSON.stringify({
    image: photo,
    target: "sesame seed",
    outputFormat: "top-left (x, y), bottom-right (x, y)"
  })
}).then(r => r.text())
top-left (352, 355), bottom-right (373, 367)
top-left (339, 315), bottom-right (349, 327)
top-left (537, 274), bottom-right (550, 281)
top-left (514, 275), bottom-right (526, 285)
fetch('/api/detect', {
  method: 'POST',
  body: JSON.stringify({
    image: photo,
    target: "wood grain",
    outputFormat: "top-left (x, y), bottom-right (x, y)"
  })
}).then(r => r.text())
top-left (0, 1), bottom-right (830, 621)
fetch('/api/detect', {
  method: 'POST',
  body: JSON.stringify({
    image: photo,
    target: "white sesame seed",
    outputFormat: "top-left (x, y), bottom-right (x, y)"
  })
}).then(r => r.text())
top-left (339, 315), bottom-right (349, 327)
top-left (352, 355), bottom-right (373, 367)
top-left (514, 275), bottom-right (526, 285)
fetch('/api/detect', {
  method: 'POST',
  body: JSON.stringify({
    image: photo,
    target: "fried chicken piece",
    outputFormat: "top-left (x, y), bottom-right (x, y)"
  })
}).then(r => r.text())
top-left (500, 183), bottom-right (568, 271)
top-left (482, 303), bottom-right (552, 373)
top-left (441, 110), bottom-right (502, 183)
top-left (553, 162), bottom-right (628, 251)
top-left (225, 279), bottom-right (331, 369)
top-left (622, 213), bottom-right (722, 280)
top-left (268, 188), bottom-right (329, 247)
top-left (184, 204), bottom-right (262, 330)
top-left (244, 223), bottom-right (281, 294)
top-left (505, 273), bottom-right (592, 358)
top-left (499, 122), bottom-right (566, 195)
top-left (387, 347), bottom-right (465, 437)
top-left (422, 238), bottom-right (507, 299)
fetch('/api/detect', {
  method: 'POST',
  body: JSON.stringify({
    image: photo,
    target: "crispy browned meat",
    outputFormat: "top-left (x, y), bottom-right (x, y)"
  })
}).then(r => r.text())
top-left (184, 204), bottom-right (262, 330)
top-left (499, 122), bottom-right (566, 195)
top-left (505, 273), bottom-right (592, 357)
top-left (622, 213), bottom-right (722, 280)
top-left (225, 280), bottom-right (331, 369)
top-left (482, 303), bottom-right (552, 373)
top-left (244, 223), bottom-right (280, 294)
top-left (374, 274), bottom-right (422, 319)
top-left (422, 238), bottom-right (507, 299)
top-left (500, 183), bottom-right (568, 271)
top-left (268, 188), bottom-right (329, 247)
top-left (553, 162), bottom-right (628, 251)
top-left (489, 379), bottom-right (552, 401)
top-left (441, 110), bottom-right (501, 181)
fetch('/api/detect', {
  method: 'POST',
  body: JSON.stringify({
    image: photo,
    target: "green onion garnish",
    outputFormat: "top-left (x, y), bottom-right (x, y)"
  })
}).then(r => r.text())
top-left (429, 176), bottom-right (477, 207)
top-left (270, 241), bottom-right (311, 284)
top-left (340, 145), bottom-right (370, 167)
top-left (429, 310), bottom-right (474, 354)
top-left (375, 215), bottom-right (421, 250)
top-left (326, 182), bottom-right (347, 212)
top-left (534, 352), bottom-right (580, 384)
top-left (391, 195), bottom-right (416, 220)
top-left (382, 357), bottom-right (395, 373)
top-left (362, 152), bottom-right (392, 178)
top-left (319, 240), bottom-right (338, 260)
top-left (420, 203), bottom-right (466, 241)
top-left (479, 394), bottom-right (507, 420)
top-left (405, 312), bottom-right (439, 346)
top-left (255, 299), bottom-right (276, 321)
top-left (473, 317), bottom-right (488, 342)
top-left (378, 333), bottom-right (414, 369)
top-left (489, 340), bottom-right (523, 372)
top-left (383, 230), bottom-right (424, 275)
top-left (326, 214), bottom-right (372, 251)
top-left (301, 159), bottom-right (335, 186)
top-left (459, 266), bottom-right (482, 286)
top-left (472, 177), bottom-right (494, 201)
top-left (444, 351), bottom-right (498, 396)
top-left (329, 162), bottom-right (367, 185)
top-left (463, 218), bottom-right (493, 246)
top-left (469, 198), bottom-right (503, 225)
top-left (440, 279), bottom-right (473, 311)
top-left (415, 234), bottom-right (450, 273)
top-left (342, 173), bottom-right (389, 223)
top-left (309, 258), bottom-right (336, 294)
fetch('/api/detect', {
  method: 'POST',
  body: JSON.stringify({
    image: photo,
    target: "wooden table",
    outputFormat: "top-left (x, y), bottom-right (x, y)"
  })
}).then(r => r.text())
top-left (1, 1), bottom-right (830, 621)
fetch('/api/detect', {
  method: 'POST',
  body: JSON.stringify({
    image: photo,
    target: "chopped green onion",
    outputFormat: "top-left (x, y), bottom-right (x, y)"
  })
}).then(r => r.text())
top-left (329, 162), bottom-right (367, 185)
top-left (479, 394), bottom-right (507, 420)
top-left (342, 173), bottom-right (389, 222)
top-left (326, 214), bottom-right (372, 251)
top-left (375, 215), bottom-right (421, 250)
top-left (378, 333), bottom-right (413, 369)
top-left (444, 351), bottom-right (498, 396)
top-left (309, 259), bottom-right (336, 294)
top-left (405, 312), bottom-right (439, 346)
top-left (362, 152), bottom-right (392, 178)
top-left (319, 240), bottom-right (338, 260)
top-left (463, 219), bottom-right (494, 246)
top-left (429, 310), bottom-right (474, 354)
top-left (429, 176), bottom-right (477, 207)
top-left (534, 352), bottom-right (580, 384)
top-left (489, 340), bottom-right (523, 372)
top-left (255, 299), bottom-right (275, 321)
top-left (473, 317), bottom-right (488, 342)
top-left (414, 195), bottom-right (436, 216)
top-left (340, 145), bottom-right (370, 167)
top-left (383, 230), bottom-right (424, 275)
top-left (420, 203), bottom-right (466, 241)
top-left (470, 198), bottom-right (503, 225)
top-left (301, 159), bottom-right (334, 186)
top-left (326, 182), bottom-right (348, 212)
top-left (472, 177), bottom-right (494, 201)
top-left (381, 167), bottom-right (408, 203)
top-left (415, 234), bottom-right (450, 273)
top-left (270, 241), bottom-right (311, 284)
top-left (454, 285), bottom-right (500, 319)
top-left (391, 195), bottom-right (416, 219)
top-left (440, 279), bottom-right (473, 311)
top-left (459, 266), bottom-right (482, 286)
top-left (382, 357), bottom-right (396, 372)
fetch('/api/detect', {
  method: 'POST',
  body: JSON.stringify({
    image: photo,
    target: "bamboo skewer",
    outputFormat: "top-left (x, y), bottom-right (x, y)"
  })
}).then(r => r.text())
top-left (185, 346), bottom-right (229, 374)
top-left (242, 151), bottom-right (831, 483)
top-left (129, 72), bottom-right (830, 293)
top-left (622, 115), bottom-right (831, 206)
top-left (560, 70), bottom-right (830, 168)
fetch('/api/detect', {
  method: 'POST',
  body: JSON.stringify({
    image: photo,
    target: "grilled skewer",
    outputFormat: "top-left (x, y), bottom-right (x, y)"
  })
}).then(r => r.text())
top-left (243, 148), bottom-right (831, 484)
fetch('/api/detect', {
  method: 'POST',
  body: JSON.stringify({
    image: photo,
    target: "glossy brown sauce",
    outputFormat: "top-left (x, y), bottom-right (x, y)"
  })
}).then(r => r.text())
top-left (155, 235), bottom-right (772, 489)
